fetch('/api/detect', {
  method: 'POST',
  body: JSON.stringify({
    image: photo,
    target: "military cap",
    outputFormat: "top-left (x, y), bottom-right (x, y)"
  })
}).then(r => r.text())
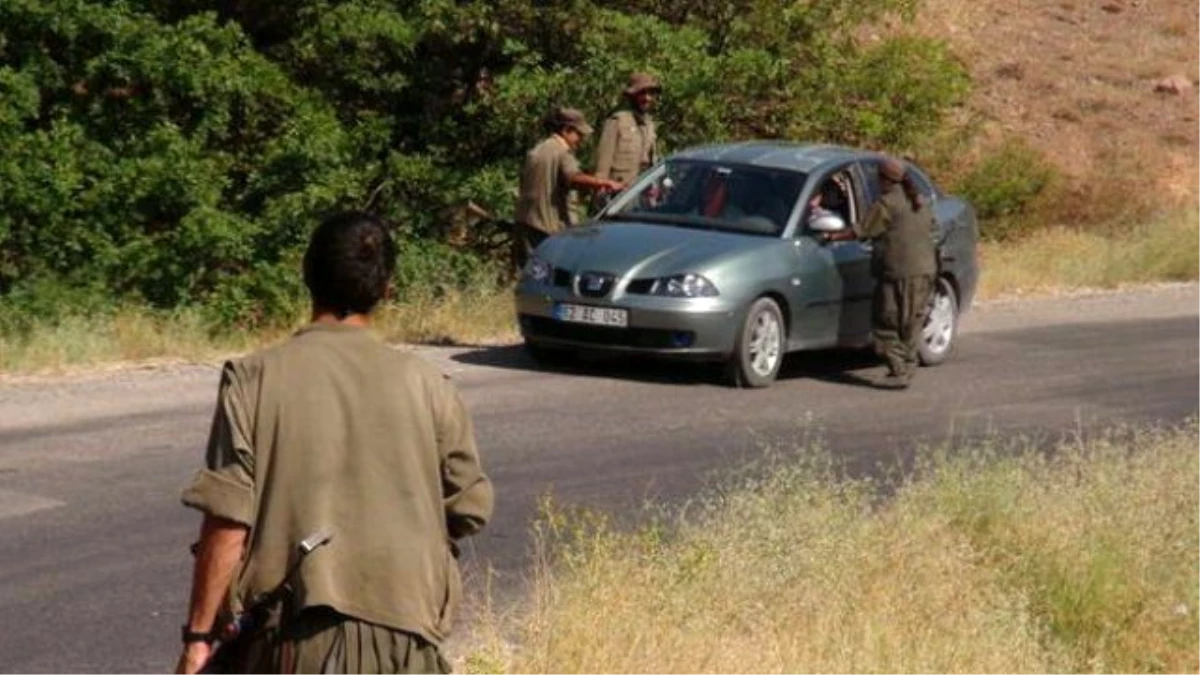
top-left (554, 107), bottom-right (594, 136)
top-left (625, 72), bottom-right (662, 96)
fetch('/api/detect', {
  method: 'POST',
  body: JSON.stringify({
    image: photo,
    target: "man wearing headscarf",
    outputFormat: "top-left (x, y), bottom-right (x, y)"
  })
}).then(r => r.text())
top-left (855, 157), bottom-right (938, 389)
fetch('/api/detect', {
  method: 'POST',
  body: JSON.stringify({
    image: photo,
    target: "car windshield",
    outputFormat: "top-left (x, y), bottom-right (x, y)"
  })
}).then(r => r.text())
top-left (604, 160), bottom-right (806, 236)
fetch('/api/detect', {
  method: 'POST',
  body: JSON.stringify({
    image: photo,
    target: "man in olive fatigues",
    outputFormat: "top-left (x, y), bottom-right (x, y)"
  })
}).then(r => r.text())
top-left (175, 212), bottom-right (493, 674)
top-left (856, 157), bottom-right (938, 389)
top-left (513, 107), bottom-right (623, 273)
top-left (593, 73), bottom-right (661, 187)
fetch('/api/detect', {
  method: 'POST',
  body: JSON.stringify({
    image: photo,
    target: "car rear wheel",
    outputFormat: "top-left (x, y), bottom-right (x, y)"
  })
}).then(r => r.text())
top-left (919, 277), bottom-right (958, 366)
top-left (725, 297), bottom-right (784, 388)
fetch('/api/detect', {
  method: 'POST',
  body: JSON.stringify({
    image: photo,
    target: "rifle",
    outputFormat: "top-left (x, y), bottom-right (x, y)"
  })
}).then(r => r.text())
top-left (201, 530), bottom-right (333, 673)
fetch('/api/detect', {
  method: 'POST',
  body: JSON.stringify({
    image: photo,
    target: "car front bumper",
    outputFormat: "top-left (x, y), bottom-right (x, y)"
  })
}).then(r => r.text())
top-left (515, 282), bottom-right (740, 359)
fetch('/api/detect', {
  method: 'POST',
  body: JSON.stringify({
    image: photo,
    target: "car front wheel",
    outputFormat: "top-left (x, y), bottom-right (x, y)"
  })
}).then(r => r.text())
top-left (725, 297), bottom-right (784, 388)
top-left (919, 277), bottom-right (958, 366)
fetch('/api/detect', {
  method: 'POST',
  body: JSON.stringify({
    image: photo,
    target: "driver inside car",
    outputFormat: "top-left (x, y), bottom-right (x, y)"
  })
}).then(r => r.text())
top-left (807, 173), bottom-right (851, 225)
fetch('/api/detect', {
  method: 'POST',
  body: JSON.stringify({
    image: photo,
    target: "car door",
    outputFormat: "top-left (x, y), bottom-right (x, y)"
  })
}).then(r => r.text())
top-left (828, 163), bottom-right (874, 344)
top-left (785, 163), bottom-right (871, 349)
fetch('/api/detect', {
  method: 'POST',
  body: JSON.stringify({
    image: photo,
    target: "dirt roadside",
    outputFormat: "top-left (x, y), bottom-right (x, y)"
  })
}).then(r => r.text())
top-left (1, 283), bottom-right (1195, 436)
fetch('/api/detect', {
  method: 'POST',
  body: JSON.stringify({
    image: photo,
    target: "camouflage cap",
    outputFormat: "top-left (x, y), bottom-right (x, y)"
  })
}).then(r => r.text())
top-left (555, 107), bottom-right (594, 136)
top-left (625, 72), bottom-right (662, 96)
top-left (879, 156), bottom-right (906, 182)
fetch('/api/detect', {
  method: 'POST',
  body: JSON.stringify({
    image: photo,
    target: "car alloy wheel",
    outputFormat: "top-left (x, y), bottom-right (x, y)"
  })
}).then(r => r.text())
top-left (749, 310), bottom-right (782, 377)
top-left (726, 297), bottom-right (785, 388)
top-left (919, 277), bottom-right (958, 366)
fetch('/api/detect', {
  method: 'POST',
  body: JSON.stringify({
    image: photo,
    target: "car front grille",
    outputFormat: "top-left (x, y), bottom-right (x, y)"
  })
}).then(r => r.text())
top-left (576, 271), bottom-right (615, 298)
top-left (520, 316), bottom-right (694, 349)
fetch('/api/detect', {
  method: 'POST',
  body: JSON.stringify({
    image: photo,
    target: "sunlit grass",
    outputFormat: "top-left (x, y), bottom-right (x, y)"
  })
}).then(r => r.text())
top-left (0, 287), bottom-right (519, 376)
top-left (464, 421), bottom-right (1199, 674)
top-left (374, 286), bottom-right (518, 346)
top-left (978, 207), bottom-right (1199, 299)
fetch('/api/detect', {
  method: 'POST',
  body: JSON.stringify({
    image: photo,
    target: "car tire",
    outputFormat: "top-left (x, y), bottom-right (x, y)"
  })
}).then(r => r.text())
top-left (725, 297), bottom-right (785, 388)
top-left (919, 276), bottom-right (958, 366)
top-left (524, 340), bottom-right (573, 368)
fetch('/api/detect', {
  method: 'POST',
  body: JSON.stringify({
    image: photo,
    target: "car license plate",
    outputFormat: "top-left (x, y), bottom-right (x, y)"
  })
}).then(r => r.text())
top-left (553, 303), bottom-right (628, 328)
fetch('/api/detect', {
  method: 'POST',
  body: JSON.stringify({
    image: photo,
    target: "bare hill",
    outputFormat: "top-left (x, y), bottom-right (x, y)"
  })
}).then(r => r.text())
top-left (916, 0), bottom-right (1198, 203)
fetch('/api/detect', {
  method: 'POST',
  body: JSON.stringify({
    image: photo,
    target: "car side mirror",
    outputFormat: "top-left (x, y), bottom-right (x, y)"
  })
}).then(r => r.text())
top-left (808, 212), bottom-right (847, 233)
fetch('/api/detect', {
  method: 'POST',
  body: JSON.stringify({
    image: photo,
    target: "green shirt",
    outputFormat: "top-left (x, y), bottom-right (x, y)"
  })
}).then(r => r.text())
top-left (857, 186), bottom-right (938, 280)
top-left (515, 135), bottom-right (581, 234)
top-left (182, 323), bottom-right (493, 645)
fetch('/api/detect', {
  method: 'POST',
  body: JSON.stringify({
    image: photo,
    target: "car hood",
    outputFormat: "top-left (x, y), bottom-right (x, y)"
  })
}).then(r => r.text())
top-left (539, 221), bottom-right (780, 278)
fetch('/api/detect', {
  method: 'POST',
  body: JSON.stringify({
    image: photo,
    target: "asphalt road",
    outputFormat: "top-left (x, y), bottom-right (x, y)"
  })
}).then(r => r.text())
top-left (0, 284), bottom-right (1196, 673)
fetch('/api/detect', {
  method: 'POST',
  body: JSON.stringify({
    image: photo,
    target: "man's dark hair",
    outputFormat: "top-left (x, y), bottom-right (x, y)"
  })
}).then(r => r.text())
top-left (303, 211), bottom-right (396, 316)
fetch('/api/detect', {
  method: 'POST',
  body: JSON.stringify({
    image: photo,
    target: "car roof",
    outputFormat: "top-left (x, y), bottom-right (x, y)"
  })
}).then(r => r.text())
top-left (669, 141), bottom-right (873, 173)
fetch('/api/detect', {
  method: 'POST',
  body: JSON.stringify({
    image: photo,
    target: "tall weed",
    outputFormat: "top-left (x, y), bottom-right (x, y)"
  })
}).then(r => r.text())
top-left (467, 422), bottom-right (1199, 673)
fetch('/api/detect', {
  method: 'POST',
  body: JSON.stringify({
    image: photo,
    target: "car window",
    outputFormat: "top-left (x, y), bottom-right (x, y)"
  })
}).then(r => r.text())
top-left (606, 160), bottom-right (807, 237)
top-left (804, 170), bottom-right (857, 228)
top-left (859, 162), bottom-right (883, 203)
top-left (905, 164), bottom-right (940, 201)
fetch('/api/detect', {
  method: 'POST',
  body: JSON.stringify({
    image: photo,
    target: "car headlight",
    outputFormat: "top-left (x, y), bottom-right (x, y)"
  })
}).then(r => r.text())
top-left (651, 273), bottom-right (719, 298)
top-left (523, 256), bottom-right (552, 284)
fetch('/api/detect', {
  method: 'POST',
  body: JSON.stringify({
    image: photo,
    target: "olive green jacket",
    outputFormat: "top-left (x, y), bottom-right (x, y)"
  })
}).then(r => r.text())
top-left (182, 323), bottom-right (493, 646)
top-left (594, 109), bottom-right (658, 184)
top-left (857, 186), bottom-right (938, 280)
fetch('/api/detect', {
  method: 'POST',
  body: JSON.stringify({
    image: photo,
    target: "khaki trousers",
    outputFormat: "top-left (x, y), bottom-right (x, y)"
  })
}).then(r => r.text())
top-left (231, 607), bottom-right (450, 674)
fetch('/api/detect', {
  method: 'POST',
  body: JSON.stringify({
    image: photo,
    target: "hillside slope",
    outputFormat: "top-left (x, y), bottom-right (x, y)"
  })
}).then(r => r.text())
top-left (918, 0), bottom-right (1198, 202)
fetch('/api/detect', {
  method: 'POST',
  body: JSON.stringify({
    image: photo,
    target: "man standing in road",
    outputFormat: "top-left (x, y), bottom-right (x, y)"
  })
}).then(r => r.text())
top-left (513, 107), bottom-right (624, 273)
top-left (593, 73), bottom-right (662, 189)
top-left (175, 211), bottom-right (493, 673)
top-left (856, 157), bottom-right (938, 389)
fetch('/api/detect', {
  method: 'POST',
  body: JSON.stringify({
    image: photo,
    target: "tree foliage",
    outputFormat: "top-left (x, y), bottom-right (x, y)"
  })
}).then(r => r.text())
top-left (0, 0), bottom-right (968, 326)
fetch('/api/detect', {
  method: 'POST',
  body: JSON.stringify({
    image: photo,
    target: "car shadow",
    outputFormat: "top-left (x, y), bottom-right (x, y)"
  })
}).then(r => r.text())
top-left (451, 344), bottom-right (882, 389)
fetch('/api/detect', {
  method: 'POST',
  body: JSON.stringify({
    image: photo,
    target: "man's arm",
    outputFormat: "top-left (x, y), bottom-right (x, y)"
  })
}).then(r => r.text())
top-left (177, 361), bottom-right (257, 673)
top-left (561, 147), bottom-right (623, 194)
top-left (433, 375), bottom-right (494, 540)
top-left (856, 200), bottom-right (890, 240)
top-left (569, 171), bottom-right (624, 194)
top-left (175, 515), bottom-right (248, 674)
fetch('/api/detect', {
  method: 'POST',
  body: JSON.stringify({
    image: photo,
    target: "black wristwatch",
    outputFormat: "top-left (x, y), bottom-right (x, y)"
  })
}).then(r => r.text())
top-left (181, 625), bottom-right (216, 645)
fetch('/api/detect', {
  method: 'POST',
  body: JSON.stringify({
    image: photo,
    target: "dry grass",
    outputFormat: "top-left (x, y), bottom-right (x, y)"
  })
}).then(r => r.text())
top-left (977, 207), bottom-right (1199, 299)
top-left (0, 287), bottom-right (520, 376)
top-left (374, 287), bottom-right (518, 346)
top-left (464, 421), bottom-right (1200, 673)
top-left (0, 308), bottom-right (257, 375)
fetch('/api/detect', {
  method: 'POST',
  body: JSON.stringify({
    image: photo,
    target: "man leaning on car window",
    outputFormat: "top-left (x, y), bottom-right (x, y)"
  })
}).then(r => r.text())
top-left (853, 157), bottom-right (938, 390)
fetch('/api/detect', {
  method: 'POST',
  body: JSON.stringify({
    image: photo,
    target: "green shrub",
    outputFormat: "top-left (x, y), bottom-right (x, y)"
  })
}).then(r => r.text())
top-left (955, 140), bottom-right (1059, 241)
top-left (0, 0), bottom-right (971, 330)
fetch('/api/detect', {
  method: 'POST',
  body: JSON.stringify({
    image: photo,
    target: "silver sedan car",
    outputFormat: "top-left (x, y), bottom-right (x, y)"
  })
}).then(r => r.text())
top-left (515, 142), bottom-right (979, 388)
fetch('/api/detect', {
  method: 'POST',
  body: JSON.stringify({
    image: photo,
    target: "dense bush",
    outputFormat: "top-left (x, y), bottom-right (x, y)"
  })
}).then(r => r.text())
top-left (952, 139), bottom-right (1059, 242)
top-left (0, 0), bottom-right (969, 327)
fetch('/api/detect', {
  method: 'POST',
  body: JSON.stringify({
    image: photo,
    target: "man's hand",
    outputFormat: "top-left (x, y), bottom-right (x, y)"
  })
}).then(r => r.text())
top-left (602, 179), bottom-right (624, 193)
top-left (175, 642), bottom-right (212, 674)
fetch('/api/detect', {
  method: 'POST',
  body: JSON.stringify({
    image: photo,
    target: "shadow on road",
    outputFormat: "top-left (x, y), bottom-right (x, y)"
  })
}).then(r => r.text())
top-left (451, 344), bottom-right (884, 389)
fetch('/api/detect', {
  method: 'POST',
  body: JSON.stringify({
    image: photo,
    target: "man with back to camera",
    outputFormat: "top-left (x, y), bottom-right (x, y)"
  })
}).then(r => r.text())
top-left (854, 157), bottom-right (938, 389)
top-left (512, 107), bottom-right (624, 273)
top-left (175, 211), bottom-right (494, 673)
